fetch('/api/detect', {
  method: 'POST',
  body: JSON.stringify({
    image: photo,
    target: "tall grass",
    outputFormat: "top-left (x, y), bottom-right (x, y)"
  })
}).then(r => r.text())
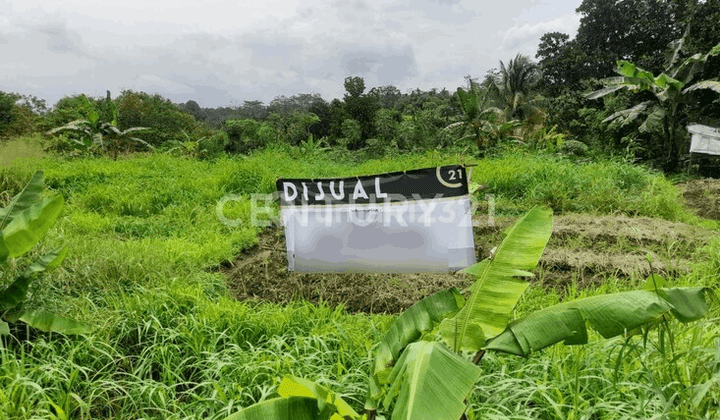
top-left (1, 142), bottom-right (718, 419)
top-left (471, 152), bottom-right (695, 221)
top-left (0, 134), bottom-right (48, 168)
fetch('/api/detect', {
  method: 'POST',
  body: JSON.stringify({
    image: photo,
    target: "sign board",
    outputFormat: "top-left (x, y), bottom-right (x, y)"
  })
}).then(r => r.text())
top-left (276, 165), bottom-right (476, 273)
top-left (688, 124), bottom-right (720, 156)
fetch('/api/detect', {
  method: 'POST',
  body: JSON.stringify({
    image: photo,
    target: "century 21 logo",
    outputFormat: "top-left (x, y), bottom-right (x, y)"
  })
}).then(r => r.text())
top-left (437, 167), bottom-right (464, 188)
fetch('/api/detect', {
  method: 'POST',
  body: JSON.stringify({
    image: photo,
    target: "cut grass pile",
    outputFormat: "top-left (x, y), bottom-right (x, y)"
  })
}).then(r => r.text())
top-left (0, 142), bottom-right (718, 419)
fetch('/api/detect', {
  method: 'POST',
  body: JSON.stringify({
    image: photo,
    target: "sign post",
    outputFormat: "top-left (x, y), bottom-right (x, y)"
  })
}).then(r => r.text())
top-left (276, 165), bottom-right (476, 273)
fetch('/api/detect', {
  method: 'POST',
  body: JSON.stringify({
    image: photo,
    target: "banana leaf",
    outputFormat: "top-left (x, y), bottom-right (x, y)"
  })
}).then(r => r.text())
top-left (639, 108), bottom-right (666, 133)
top-left (222, 396), bottom-right (332, 420)
top-left (372, 288), bottom-right (464, 384)
top-left (0, 195), bottom-right (64, 264)
top-left (439, 206), bottom-right (552, 352)
top-left (0, 275), bottom-right (31, 311)
top-left (23, 246), bottom-right (68, 277)
top-left (603, 102), bottom-right (651, 128)
top-left (278, 375), bottom-right (359, 419)
top-left (18, 310), bottom-right (93, 335)
top-left (585, 84), bottom-right (626, 100)
top-left (654, 73), bottom-right (683, 91)
top-left (683, 80), bottom-right (720, 95)
top-left (382, 341), bottom-right (481, 420)
top-left (486, 288), bottom-right (714, 356)
top-left (0, 170), bottom-right (45, 229)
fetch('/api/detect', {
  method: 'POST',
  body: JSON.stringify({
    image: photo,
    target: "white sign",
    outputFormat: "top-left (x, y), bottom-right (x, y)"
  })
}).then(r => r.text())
top-left (688, 124), bottom-right (720, 156)
top-left (276, 166), bottom-right (476, 273)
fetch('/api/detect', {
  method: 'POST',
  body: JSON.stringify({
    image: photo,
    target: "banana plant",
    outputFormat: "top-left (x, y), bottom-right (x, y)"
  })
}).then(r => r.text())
top-left (586, 41), bottom-right (720, 171)
top-left (47, 97), bottom-right (154, 160)
top-left (218, 206), bottom-right (716, 420)
top-left (0, 171), bottom-right (91, 335)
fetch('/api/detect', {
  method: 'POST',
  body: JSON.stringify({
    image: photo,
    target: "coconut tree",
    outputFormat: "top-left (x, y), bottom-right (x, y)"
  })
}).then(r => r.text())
top-left (499, 53), bottom-right (543, 120)
top-left (442, 82), bottom-right (521, 152)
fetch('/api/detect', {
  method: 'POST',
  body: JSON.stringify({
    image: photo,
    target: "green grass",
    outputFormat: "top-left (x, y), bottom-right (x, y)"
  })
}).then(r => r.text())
top-left (1, 142), bottom-right (719, 419)
top-left (471, 151), bottom-right (697, 222)
top-left (0, 135), bottom-right (49, 168)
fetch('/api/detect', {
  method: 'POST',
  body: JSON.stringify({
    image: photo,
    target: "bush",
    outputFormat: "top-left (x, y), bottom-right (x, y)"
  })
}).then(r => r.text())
top-left (559, 139), bottom-right (590, 156)
top-left (200, 131), bottom-right (229, 158)
top-left (223, 119), bottom-right (262, 154)
top-left (257, 123), bottom-right (279, 146)
top-left (365, 137), bottom-right (398, 158)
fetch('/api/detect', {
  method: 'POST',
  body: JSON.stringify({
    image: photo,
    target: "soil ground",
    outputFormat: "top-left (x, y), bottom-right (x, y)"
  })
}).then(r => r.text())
top-left (222, 179), bottom-right (720, 314)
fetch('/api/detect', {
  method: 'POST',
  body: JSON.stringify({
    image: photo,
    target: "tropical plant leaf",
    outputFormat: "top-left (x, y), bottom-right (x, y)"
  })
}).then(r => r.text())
top-left (617, 60), bottom-right (637, 77)
top-left (664, 287), bottom-right (714, 323)
top-left (127, 136), bottom-right (155, 150)
top-left (0, 320), bottom-right (9, 335)
top-left (372, 288), bottom-right (464, 385)
top-left (603, 102), bottom-right (651, 128)
top-left (478, 107), bottom-right (504, 119)
top-left (654, 73), bottom-right (683, 91)
top-left (23, 246), bottom-right (68, 278)
top-left (18, 310), bottom-right (93, 335)
top-left (617, 60), bottom-right (656, 85)
top-left (585, 84), bottom-right (627, 100)
top-left (122, 127), bottom-right (151, 135)
top-left (0, 275), bottom-right (31, 311)
top-left (47, 120), bottom-right (89, 135)
top-left (639, 107), bottom-right (666, 133)
top-left (0, 170), bottom-right (44, 230)
top-left (665, 37), bottom-right (685, 71)
top-left (222, 396), bottom-right (332, 420)
top-left (439, 206), bottom-right (553, 352)
top-left (683, 80), bottom-right (720, 95)
top-left (672, 53), bottom-right (705, 85)
top-left (0, 195), bottom-right (64, 264)
top-left (711, 43), bottom-right (720, 56)
top-left (485, 288), bottom-right (714, 357)
top-left (382, 341), bottom-right (481, 420)
top-left (278, 375), bottom-right (359, 419)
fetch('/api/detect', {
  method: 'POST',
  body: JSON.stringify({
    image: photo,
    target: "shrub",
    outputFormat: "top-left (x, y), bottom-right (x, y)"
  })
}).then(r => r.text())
top-left (223, 119), bottom-right (262, 154)
top-left (200, 131), bottom-right (229, 159)
top-left (559, 139), bottom-right (590, 156)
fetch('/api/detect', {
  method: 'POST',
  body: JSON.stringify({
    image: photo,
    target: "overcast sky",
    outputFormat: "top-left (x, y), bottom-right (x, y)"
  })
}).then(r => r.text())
top-left (1, 0), bottom-right (581, 108)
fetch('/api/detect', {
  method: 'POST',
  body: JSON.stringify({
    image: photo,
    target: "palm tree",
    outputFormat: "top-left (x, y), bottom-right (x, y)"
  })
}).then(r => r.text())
top-left (442, 83), bottom-right (521, 152)
top-left (498, 54), bottom-right (541, 120)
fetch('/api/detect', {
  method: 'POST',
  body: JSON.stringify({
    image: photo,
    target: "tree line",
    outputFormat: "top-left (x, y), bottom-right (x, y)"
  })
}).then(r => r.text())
top-left (1, 0), bottom-right (719, 171)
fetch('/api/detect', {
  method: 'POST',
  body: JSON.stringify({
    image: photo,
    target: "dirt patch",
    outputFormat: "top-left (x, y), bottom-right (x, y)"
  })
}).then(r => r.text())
top-left (221, 211), bottom-right (713, 314)
top-left (678, 178), bottom-right (720, 220)
top-left (223, 227), bottom-right (471, 314)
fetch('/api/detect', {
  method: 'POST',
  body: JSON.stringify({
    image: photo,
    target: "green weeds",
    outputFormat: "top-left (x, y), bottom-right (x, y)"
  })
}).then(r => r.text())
top-left (0, 148), bottom-right (718, 418)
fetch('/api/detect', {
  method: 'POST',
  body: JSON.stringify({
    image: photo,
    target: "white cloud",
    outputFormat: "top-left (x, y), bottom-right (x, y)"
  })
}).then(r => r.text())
top-left (0, 0), bottom-right (582, 107)
top-left (499, 13), bottom-right (581, 57)
top-left (132, 74), bottom-right (195, 94)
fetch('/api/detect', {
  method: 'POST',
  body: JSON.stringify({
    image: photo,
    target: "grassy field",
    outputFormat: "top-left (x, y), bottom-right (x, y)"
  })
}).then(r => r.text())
top-left (1, 139), bottom-right (719, 419)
